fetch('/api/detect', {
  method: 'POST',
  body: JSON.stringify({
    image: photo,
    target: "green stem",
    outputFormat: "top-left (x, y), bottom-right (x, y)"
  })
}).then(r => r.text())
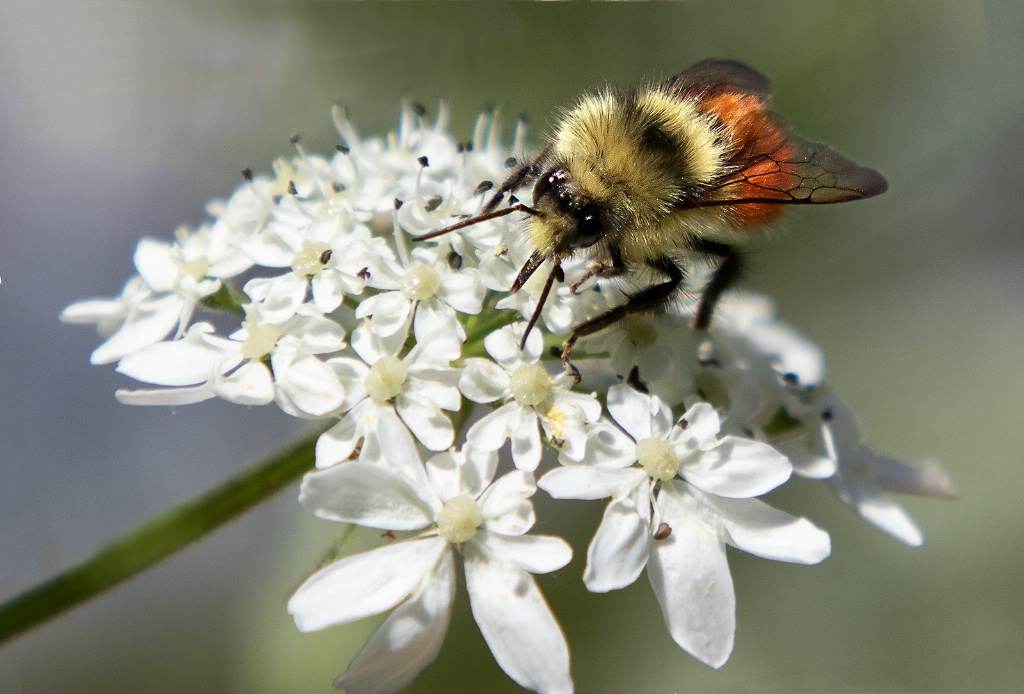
top-left (0, 430), bottom-right (319, 646)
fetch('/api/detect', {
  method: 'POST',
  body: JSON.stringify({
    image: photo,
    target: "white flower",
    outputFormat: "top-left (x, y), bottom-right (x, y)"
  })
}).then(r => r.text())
top-left (539, 384), bottom-right (830, 667)
top-left (314, 322), bottom-right (461, 467)
top-left (777, 392), bottom-right (957, 546)
top-left (702, 293), bottom-right (826, 429)
top-left (356, 240), bottom-right (485, 346)
top-left (115, 303), bottom-right (346, 414)
top-left (240, 196), bottom-right (381, 322)
top-left (461, 322), bottom-right (602, 471)
top-left (60, 223), bottom-right (253, 365)
top-left (289, 417), bottom-right (574, 694)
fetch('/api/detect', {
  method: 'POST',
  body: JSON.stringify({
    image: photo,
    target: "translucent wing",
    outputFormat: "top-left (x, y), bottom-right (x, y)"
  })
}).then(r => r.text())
top-left (665, 60), bottom-right (887, 221)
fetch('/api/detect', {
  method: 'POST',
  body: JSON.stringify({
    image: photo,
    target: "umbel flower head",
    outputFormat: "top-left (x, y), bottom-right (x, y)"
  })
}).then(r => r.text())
top-left (63, 102), bottom-right (955, 693)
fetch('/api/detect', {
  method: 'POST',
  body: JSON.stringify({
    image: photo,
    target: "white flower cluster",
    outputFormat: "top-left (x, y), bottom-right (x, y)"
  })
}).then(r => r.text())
top-left (64, 103), bottom-right (955, 693)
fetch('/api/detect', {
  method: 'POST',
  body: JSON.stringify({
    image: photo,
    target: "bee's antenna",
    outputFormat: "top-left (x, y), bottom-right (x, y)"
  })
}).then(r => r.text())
top-left (412, 202), bottom-right (539, 242)
top-left (520, 261), bottom-right (564, 350)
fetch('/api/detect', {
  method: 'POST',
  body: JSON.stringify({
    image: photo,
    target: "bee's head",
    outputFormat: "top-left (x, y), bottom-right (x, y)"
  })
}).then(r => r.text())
top-left (531, 168), bottom-right (604, 255)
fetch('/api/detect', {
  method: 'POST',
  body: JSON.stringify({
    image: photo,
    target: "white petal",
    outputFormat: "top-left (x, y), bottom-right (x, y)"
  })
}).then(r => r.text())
top-left (574, 421), bottom-right (638, 469)
top-left (459, 358), bottom-right (509, 403)
top-left (334, 553), bottom-right (456, 694)
top-left (426, 447), bottom-right (497, 503)
top-left (283, 308), bottom-right (347, 354)
top-left (648, 483), bottom-right (735, 668)
top-left (396, 394), bottom-right (454, 451)
top-left (483, 323), bottom-right (526, 368)
top-left (538, 466), bottom-right (643, 501)
top-left (701, 492), bottom-right (831, 563)
top-left (116, 325), bottom-right (223, 386)
top-left (212, 360), bottom-right (275, 405)
top-left (831, 464), bottom-right (925, 547)
top-left (316, 415), bottom-right (360, 468)
top-left (464, 548), bottom-right (574, 694)
top-left (244, 274), bottom-right (308, 323)
top-left (678, 401), bottom-right (721, 446)
top-left (510, 406), bottom-right (543, 472)
top-left (271, 349), bottom-right (345, 417)
top-left (357, 292), bottom-right (412, 338)
top-left (288, 537), bottom-right (447, 632)
top-left (466, 402), bottom-right (519, 452)
top-left (133, 238), bottom-right (177, 291)
top-left (115, 384), bottom-right (215, 406)
top-left (682, 437), bottom-right (791, 498)
top-left (373, 413), bottom-right (435, 499)
top-left (311, 271), bottom-right (345, 314)
top-left (413, 299), bottom-right (464, 346)
top-left (479, 532), bottom-right (573, 574)
top-left (583, 498), bottom-right (650, 593)
top-left (91, 294), bottom-right (184, 364)
top-left (438, 269), bottom-right (485, 314)
top-left (479, 470), bottom-right (537, 536)
top-left (298, 462), bottom-right (435, 529)
top-left (607, 384), bottom-right (661, 440)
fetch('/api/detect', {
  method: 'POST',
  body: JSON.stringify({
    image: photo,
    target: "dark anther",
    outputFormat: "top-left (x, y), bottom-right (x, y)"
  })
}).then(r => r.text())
top-left (417, 155), bottom-right (429, 168)
top-left (332, 181), bottom-right (345, 193)
top-left (550, 436), bottom-right (565, 448)
top-left (476, 180), bottom-right (494, 195)
top-left (782, 372), bottom-right (799, 385)
top-left (319, 249), bottom-right (333, 264)
top-left (290, 134), bottom-right (301, 145)
top-left (509, 195), bottom-right (520, 204)
top-left (424, 195), bottom-right (443, 212)
top-left (821, 409), bottom-right (834, 421)
top-left (394, 198), bottom-right (404, 210)
top-left (241, 168), bottom-right (253, 182)
top-left (411, 102), bottom-right (426, 117)
top-left (357, 267), bottom-right (371, 280)
top-left (335, 144), bottom-right (350, 154)
top-left (549, 346), bottom-right (561, 359)
top-left (653, 523), bottom-right (673, 541)
top-left (448, 251), bottom-right (463, 271)
top-left (676, 418), bottom-right (689, 430)
top-left (287, 181), bottom-right (298, 196)
top-left (455, 143), bottom-right (465, 154)
top-left (505, 157), bottom-right (518, 168)
top-left (271, 194), bottom-right (283, 205)
top-left (462, 141), bottom-right (474, 152)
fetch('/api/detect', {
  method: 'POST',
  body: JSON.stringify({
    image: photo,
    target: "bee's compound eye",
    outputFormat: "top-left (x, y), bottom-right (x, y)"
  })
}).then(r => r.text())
top-left (575, 207), bottom-right (602, 248)
top-left (533, 168), bottom-right (563, 203)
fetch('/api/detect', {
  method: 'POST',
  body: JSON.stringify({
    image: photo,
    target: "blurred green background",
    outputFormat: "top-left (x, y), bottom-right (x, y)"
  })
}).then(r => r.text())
top-left (1, 1), bottom-right (1022, 692)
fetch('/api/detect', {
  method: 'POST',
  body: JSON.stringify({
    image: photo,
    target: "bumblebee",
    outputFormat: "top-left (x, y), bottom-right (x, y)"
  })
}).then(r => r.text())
top-left (416, 59), bottom-right (887, 375)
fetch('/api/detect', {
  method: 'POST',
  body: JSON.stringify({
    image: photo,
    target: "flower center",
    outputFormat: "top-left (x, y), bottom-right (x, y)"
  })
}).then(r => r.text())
top-left (635, 437), bottom-right (679, 481)
top-left (399, 264), bottom-right (442, 301)
top-left (290, 240), bottom-right (333, 277)
top-left (240, 322), bottom-right (281, 360)
top-left (435, 495), bottom-right (483, 544)
top-left (508, 362), bottom-right (551, 407)
top-left (364, 356), bottom-right (408, 402)
top-left (180, 256), bottom-right (209, 281)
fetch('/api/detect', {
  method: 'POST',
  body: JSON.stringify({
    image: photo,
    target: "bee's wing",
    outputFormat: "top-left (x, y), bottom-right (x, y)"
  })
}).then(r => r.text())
top-left (663, 59), bottom-right (773, 101)
top-left (708, 114), bottom-right (889, 205)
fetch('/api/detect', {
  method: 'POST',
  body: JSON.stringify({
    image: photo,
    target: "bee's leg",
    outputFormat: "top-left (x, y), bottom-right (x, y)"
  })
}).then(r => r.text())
top-left (483, 143), bottom-right (552, 213)
top-left (691, 240), bottom-right (743, 330)
top-left (570, 245), bottom-right (626, 294)
top-left (562, 257), bottom-right (683, 381)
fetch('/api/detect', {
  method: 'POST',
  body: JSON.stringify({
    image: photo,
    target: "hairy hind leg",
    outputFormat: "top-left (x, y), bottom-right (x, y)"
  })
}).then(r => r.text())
top-left (691, 240), bottom-right (743, 330)
top-left (562, 257), bottom-right (684, 380)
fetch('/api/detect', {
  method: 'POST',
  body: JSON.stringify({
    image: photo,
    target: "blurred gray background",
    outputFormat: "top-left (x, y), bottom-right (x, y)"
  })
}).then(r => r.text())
top-left (1, 2), bottom-right (1022, 692)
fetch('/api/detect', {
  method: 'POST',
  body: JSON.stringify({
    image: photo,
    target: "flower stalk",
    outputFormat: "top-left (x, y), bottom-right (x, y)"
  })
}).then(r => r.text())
top-left (0, 432), bottom-right (319, 645)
